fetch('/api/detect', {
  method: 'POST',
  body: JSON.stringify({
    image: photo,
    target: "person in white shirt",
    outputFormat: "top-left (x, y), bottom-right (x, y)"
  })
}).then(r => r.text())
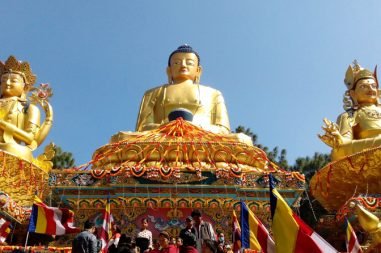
top-left (136, 218), bottom-right (153, 252)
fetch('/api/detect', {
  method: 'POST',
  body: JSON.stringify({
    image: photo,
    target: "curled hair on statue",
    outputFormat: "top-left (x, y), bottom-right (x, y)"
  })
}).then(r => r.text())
top-left (343, 90), bottom-right (356, 116)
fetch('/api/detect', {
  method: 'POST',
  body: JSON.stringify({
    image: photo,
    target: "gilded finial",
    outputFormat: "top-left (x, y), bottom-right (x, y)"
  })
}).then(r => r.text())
top-left (344, 60), bottom-right (376, 90)
top-left (0, 55), bottom-right (37, 87)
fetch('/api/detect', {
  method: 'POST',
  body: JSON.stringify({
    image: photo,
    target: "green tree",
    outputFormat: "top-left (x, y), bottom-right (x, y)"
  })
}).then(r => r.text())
top-left (234, 125), bottom-right (331, 227)
top-left (291, 153), bottom-right (331, 227)
top-left (234, 125), bottom-right (289, 169)
top-left (290, 152), bottom-right (331, 183)
top-left (51, 145), bottom-right (75, 169)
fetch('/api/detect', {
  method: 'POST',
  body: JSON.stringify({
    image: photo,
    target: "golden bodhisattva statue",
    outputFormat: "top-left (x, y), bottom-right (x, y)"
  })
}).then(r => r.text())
top-left (0, 56), bottom-right (53, 162)
top-left (310, 62), bottom-right (381, 211)
top-left (319, 61), bottom-right (381, 161)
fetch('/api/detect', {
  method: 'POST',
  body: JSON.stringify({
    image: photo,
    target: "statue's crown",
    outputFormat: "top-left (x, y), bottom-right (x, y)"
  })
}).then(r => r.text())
top-left (0, 55), bottom-right (36, 86)
top-left (344, 60), bottom-right (377, 90)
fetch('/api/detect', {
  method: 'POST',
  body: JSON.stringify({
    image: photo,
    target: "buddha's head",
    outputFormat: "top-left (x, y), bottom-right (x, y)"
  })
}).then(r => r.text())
top-left (0, 56), bottom-right (36, 99)
top-left (167, 45), bottom-right (202, 84)
top-left (344, 61), bottom-right (379, 108)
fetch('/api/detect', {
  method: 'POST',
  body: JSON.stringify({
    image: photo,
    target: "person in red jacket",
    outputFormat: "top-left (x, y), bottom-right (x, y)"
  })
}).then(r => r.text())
top-left (149, 239), bottom-right (161, 253)
top-left (159, 232), bottom-right (177, 253)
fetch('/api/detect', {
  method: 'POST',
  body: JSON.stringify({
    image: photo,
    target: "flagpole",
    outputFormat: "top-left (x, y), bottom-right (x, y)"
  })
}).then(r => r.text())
top-left (25, 193), bottom-right (37, 252)
top-left (24, 231), bottom-right (30, 251)
top-left (10, 221), bottom-right (16, 243)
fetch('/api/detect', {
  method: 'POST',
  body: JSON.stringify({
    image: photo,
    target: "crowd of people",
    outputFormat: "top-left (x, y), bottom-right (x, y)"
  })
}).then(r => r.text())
top-left (72, 210), bottom-right (234, 253)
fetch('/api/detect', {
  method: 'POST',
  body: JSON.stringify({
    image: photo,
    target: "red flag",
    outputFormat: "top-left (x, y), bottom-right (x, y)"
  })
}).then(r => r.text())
top-left (346, 219), bottom-right (363, 253)
top-left (0, 218), bottom-right (11, 243)
top-left (269, 174), bottom-right (337, 253)
top-left (99, 198), bottom-right (113, 253)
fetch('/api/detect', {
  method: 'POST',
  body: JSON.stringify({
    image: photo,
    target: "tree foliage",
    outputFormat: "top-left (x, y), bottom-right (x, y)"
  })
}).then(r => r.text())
top-left (290, 152), bottom-right (331, 182)
top-left (51, 145), bottom-right (75, 169)
top-left (234, 125), bottom-right (332, 227)
top-left (234, 125), bottom-right (289, 169)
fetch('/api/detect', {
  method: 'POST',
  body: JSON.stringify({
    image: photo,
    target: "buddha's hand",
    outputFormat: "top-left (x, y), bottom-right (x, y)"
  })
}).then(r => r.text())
top-left (318, 118), bottom-right (345, 148)
top-left (39, 100), bottom-right (52, 118)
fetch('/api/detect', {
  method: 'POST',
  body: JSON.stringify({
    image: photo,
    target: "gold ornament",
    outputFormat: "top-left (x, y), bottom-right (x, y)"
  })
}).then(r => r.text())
top-left (344, 60), bottom-right (377, 90)
top-left (0, 55), bottom-right (36, 87)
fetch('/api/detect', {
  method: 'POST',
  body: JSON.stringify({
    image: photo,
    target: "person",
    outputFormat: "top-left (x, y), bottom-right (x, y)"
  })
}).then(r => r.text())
top-left (116, 234), bottom-right (133, 253)
top-left (136, 218), bottom-right (153, 252)
top-left (149, 239), bottom-right (161, 253)
top-left (176, 237), bottom-right (183, 248)
top-left (0, 55), bottom-right (53, 162)
top-left (170, 237), bottom-right (177, 245)
top-left (72, 220), bottom-right (98, 253)
top-left (223, 244), bottom-right (232, 253)
top-left (319, 61), bottom-right (381, 160)
top-left (159, 231), bottom-right (177, 253)
top-left (216, 233), bottom-right (224, 253)
top-left (201, 240), bottom-right (216, 253)
top-left (191, 210), bottom-right (216, 253)
top-left (179, 216), bottom-right (196, 242)
top-left (108, 225), bottom-right (122, 253)
top-left (216, 233), bottom-right (224, 246)
top-left (179, 231), bottom-right (198, 253)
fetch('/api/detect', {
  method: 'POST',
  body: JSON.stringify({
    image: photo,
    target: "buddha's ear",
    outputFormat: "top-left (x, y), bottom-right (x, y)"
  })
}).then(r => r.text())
top-left (197, 65), bottom-right (203, 76)
top-left (166, 67), bottom-right (172, 84)
top-left (194, 66), bottom-right (202, 84)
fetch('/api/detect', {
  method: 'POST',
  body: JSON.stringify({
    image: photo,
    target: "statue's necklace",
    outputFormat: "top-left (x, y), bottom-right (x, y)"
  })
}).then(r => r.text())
top-left (361, 107), bottom-right (381, 119)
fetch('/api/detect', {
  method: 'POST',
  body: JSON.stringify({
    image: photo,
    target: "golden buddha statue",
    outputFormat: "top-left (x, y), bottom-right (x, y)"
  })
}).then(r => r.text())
top-left (319, 61), bottom-right (381, 161)
top-left (92, 45), bottom-right (265, 176)
top-left (0, 56), bottom-right (53, 162)
top-left (135, 44), bottom-right (230, 134)
top-left (112, 45), bottom-right (251, 145)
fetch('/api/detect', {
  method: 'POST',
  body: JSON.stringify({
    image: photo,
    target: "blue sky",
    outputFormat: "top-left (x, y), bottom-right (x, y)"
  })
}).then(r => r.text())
top-left (1, 1), bottom-right (380, 166)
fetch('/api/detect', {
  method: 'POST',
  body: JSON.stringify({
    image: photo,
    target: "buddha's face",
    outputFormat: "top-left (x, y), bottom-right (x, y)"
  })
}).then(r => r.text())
top-left (350, 78), bottom-right (378, 105)
top-left (0, 73), bottom-right (26, 98)
top-left (167, 53), bottom-right (202, 83)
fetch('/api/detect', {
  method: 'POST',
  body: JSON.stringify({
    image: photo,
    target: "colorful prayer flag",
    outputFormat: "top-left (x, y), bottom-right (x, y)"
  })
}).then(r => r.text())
top-left (269, 174), bottom-right (337, 253)
top-left (240, 201), bottom-right (274, 253)
top-left (28, 196), bottom-right (79, 235)
top-left (345, 219), bottom-right (363, 253)
top-left (99, 197), bottom-right (113, 253)
top-left (232, 209), bottom-right (241, 253)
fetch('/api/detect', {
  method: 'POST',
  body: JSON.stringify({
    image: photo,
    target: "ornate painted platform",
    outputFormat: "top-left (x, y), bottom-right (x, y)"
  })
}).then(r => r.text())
top-left (0, 151), bottom-right (50, 223)
top-left (310, 146), bottom-right (381, 212)
top-left (49, 120), bottom-right (305, 242)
